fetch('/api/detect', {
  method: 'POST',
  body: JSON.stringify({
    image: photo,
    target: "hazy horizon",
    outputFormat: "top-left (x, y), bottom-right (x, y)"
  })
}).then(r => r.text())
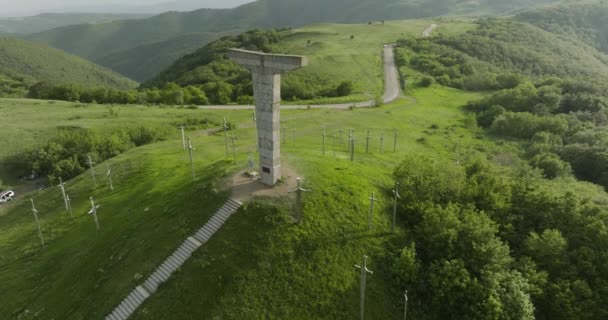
top-left (0, 0), bottom-right (255, 17)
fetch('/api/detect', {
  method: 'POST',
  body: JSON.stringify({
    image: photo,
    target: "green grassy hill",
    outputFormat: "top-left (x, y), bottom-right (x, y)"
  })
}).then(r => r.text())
top-left (0, 13), bottom-right (150, 34)
top-left (96, 32), bottom-right (222, 82)
top-left (3, 18), bottom-right (608, 320)
top-left (0, 37), bottom-right (137, 95)
top-left (26, 0), bottom-right (560, 81)
top-left (516, 2), bottom-right (608, 54)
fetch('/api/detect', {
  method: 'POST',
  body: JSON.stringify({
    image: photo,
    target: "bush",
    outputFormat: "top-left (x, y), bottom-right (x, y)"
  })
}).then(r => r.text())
top-left (530, 152), bottom-right (571, 179)
top-left (420, 76), bottom-right (435, 87)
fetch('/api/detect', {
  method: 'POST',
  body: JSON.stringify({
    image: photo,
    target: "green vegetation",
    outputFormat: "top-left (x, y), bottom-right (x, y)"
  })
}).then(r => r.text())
top-left (516, 2), bottom-right (608, 54)
top-left (0, 36), bottom-right (136, 97)
top-left (25, 0), bottom-right (559, 80)
top-left (395, 19), bottom-right (608, 91)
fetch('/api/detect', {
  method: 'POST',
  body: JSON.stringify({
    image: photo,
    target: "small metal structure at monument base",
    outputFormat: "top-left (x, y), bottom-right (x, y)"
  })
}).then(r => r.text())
top-left (355, 255), bottom-right (373, 320)
top-left (228, 48), bottom-right (308, 186)
top-left (30, 199), bottom-right (45, 246)
top-left (289, 177), bottom-right (311, 223)
top-left (88, 196), bottom-right (101, 231)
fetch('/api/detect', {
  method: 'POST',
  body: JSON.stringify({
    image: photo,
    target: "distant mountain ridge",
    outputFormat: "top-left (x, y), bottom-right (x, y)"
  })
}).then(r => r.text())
top-left (0, 13), bottom-right (150, 34)
top-left (0, 36), bottom-right (137, 95)
top-left (26, 0), bottom-right (562, 81)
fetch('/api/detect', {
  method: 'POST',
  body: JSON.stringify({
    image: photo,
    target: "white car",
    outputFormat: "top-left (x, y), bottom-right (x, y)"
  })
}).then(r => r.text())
top-left (0, 190), bottom-right (15, 204)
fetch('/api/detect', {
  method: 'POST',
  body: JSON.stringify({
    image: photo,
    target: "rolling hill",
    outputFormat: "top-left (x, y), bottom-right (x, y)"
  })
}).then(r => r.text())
top-left (26, 0), bottom-right (561, 81)
top-left (516, 2), bottom-right (608, 54)
top-left (0, 13), bottom-right (150, 35)
top-left (0, 37), bottom-right (137, 95)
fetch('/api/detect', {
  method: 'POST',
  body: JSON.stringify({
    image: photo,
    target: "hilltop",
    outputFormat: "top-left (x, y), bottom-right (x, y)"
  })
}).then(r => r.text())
top-left (0, 13), bottom-right (150, 34)
top-left (516, 2), bottom-right (608, 54)
top-left (0, 37), bottom-right (137, 96)
top-left (26, 0), bottom-right (561, 81)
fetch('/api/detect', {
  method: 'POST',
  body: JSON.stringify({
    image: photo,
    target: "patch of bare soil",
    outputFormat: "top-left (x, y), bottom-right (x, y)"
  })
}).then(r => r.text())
top-left (228, 164), bottom-right (301, 202)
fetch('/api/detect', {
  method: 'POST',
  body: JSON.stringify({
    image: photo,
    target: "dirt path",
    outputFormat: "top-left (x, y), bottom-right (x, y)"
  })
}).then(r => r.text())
top-left (422, 24), bottom-right (438, 37)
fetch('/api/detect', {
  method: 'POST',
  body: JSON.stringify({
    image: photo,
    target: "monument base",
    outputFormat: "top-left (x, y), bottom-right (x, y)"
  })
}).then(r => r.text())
top-left (260, 164), bottom-right (281, 186)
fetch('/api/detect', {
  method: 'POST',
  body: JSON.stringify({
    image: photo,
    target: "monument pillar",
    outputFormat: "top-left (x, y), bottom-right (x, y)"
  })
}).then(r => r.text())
top-left (228, 49), bottom-right (308, 186)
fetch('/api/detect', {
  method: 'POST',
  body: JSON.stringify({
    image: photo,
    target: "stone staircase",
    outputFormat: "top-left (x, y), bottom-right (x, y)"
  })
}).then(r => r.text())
top-left (106, 198), bottom-right (243, 320)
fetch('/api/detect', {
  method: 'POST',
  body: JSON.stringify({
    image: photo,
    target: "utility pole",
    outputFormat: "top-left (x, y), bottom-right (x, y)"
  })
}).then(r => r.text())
top-left (30, 199), bottom-right (44, 246)
top-left (58, 177), bottom-right (69, 212)
top-left (188, 138), bottom-right (195, 179)
top-left (88, 196), bottom-right (101, 231)
top-left (368, 192), bottom-right (376, 230)
top-left (322, 126), bottom-right (326, 156)
top-left (394, 128), bottom-right (398, 153)
top-left (403, 290), bottom-right (409, 320)
top-left (289, 178), bottom-right (311, 223)
top-left (106, 164), bottom-right (114, 191)
top-left (179, 125), bottom-right (186, 150)
top-left (231, 131), bottom-right (237, 165)
top-left (86, 155), bottom-right (97, 187)
top-left (355, 255), bottom-right (373, 320)
top-left (366, 130), bottom-right (371, 154)
top-left (392, 182), bottom-right (401, 233)
top-left (223, 117), bottom-right (229, 157)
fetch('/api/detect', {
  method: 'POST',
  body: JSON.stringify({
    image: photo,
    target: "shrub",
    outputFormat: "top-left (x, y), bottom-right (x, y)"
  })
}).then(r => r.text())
top-left (420, 76), bottom-right (435, 87)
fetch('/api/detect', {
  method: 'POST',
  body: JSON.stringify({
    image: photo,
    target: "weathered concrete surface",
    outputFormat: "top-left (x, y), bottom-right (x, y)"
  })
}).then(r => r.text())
top-left (228, 49), bottom-right (307, 186)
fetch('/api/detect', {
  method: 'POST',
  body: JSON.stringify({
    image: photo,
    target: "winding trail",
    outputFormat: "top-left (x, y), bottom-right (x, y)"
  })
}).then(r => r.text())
top-left (196, 45), bottom-right (401, 110)
top-left (422, 24), bottom-right (438, 37)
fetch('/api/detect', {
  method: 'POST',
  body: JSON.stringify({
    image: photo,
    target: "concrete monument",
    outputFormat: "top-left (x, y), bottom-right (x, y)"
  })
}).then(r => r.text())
top-left (228, 49), bottom-right (308, 186)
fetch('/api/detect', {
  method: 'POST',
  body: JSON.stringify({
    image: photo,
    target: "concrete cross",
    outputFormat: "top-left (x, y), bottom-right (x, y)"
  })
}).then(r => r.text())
top-left (289, 177), bottom-right (311, 223)
top-left (223, 117), bottom-right (229, 158)
top-left (87, 155), bottom-right (97, 187)
top-left (187, 138), bottom-right (195, 179)
top-left (179, 125), bottom-right (186, 150)
top-left (58, 177), bottom-right (69, 212)
top-left (394, 128), bottom-right (399, 153)
top-left (392, 182), bottom-right (401, 233)
top-left (322, 126), bottom-right (327, 156)
top-left (229, 49), bottom-right (307, 186)
top-left (88, 196), bottom-right (101, 231)
top-left (30, 199), bottom-right (45, 246)
top-left (355, 255), bottom-right (373, 320)
top-left (106, 164), bottom-right (114, 191)
top-left (368, 192), bottom-right (377, 230)
top-left (66, 194), bottom-right (73, 218)
top-left (404, 290), bottom-right (409, 320)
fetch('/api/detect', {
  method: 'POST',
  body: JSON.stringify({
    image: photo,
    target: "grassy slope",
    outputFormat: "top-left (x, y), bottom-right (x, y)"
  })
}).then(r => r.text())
top-left (0, 37), bottom-right (137, 89)
top-left (26, 0), bottom-right (557, 79)
top-left (0, 21), bottom-right (516, 319)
